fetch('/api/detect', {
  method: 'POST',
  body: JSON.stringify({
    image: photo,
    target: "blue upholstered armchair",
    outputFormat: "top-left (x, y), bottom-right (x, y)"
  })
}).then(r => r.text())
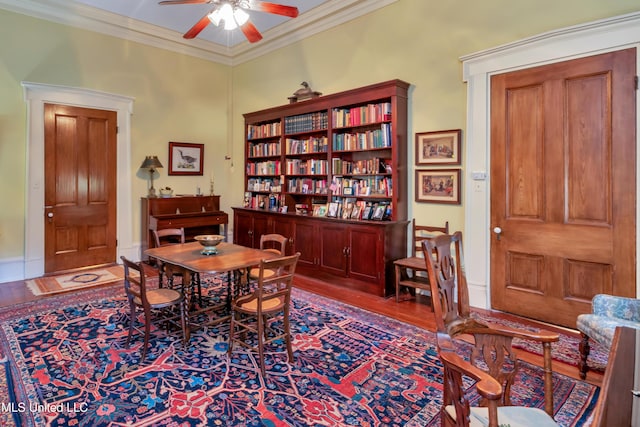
top-left (576, 294), bottom-right (640, 379)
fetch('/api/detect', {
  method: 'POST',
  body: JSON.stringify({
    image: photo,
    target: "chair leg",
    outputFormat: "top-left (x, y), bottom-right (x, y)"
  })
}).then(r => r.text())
top-left (180, 299), bottom-right (190, 347)
top-left (126, 301), bottom-right (136, 348)
top-left (227, 312), bottom-right (236, 356)
top-left (257, 316), bottom-right (266, 376)
top-left (141, 308), bottom-right (151, 362)
top-left (579, 332), bottom-right (591, 380)
top-left (284, 308), bottom-right (294, 363)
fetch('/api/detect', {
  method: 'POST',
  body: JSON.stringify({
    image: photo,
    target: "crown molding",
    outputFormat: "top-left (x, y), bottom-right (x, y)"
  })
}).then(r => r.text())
top-left (0, 0), bottom-right (397, 66)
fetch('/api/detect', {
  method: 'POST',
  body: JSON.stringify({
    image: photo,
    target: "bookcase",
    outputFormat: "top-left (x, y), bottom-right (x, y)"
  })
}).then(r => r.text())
top-left (236, 79), bottom-right (410, 296)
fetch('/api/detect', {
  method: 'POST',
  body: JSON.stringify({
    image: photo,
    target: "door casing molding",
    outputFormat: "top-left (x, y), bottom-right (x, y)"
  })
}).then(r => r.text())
top-left (461, 11), bottom-right (640, 308)
top-left (22, 82), bottom-right (135, 279)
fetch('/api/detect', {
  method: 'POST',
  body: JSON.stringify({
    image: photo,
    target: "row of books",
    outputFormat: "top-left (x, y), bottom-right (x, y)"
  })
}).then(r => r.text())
top-left (332, 124), bottom-right (392, 151)
top-left (247, 122), bottom-right (281, 140)
top-left (330, 176), bottom-right (392, 197)
top-left (331, 157), bottom-right (391, 175)
top-left (309, 199), bottom-right (392, 221)
top-left (287, 178), bottom-right (329, 194)
top-left (332, 102), bottom-right (392, 128)
top-left (284, 111), bottom-right (328, 134)
top-left (285, 159), bottom-right (328, 175)
top-left (285, 136), bottom-right (329, 155)
top-left (246, 160), bottom-right (281, 176)
top-left (249, 141), bottom-right (280, 158)
top-left (243, 193), bottom-right (286, 210)
top-left (247, 177), bottom-right (282, 192)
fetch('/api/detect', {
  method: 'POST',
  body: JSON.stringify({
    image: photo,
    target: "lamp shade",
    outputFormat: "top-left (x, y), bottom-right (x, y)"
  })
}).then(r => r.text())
top-left (140, 156), bottom-right (163, 170)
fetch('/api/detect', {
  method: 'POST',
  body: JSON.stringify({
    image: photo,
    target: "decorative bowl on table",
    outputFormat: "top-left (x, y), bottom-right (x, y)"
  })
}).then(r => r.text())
top-left (193, 234), bottom-right (224, 255)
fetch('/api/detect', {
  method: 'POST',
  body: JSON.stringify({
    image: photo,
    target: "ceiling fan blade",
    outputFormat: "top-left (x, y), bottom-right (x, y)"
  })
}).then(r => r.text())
top-left (240, 20), bottom-right (263, 43)
top-left (159, 0), bottom-right (211, 5)
top-left (183, 13), bottom-right (211, 39)
top-left (252, 1), bottom-right (299, 18)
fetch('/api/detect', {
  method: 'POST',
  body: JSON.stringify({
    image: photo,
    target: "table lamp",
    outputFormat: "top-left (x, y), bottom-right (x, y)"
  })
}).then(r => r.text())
top-left (140, 155), bottom-right (163, 198)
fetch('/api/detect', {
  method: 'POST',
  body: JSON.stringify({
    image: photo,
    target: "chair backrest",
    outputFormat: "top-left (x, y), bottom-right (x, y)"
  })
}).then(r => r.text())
top-left (422, 231), bottom-right (471, 335)
top-left (259, 233), bottom-right (288, 255)
top-left (253, 252), bottom-right (300, 313)
top-left (412, 219), bottom-right (449, 257)
top-left (436, 334), bottom-right (503, 427)
top-left (153, 228), bottom-right (185, 248)
top-left (121, 256), bottom-right (149, 308)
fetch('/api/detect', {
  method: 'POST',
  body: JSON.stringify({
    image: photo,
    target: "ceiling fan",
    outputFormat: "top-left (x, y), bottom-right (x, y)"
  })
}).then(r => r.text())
top-left (159, 0), bottom-right (299, 43)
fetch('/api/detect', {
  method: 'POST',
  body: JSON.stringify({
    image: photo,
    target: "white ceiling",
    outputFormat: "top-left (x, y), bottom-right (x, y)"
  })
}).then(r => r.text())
top-left (0, 0), bottom-right (397, 65)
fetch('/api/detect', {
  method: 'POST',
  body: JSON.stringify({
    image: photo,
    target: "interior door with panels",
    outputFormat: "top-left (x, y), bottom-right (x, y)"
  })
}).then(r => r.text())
top-left (490, 48), bottom-right (636, 328)
top-left (44, 103), bottom-right (117, 273)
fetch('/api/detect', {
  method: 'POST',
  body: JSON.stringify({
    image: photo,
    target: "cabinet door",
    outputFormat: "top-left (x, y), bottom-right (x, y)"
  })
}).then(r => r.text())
top-left (252, 213), bottom-right (272, 248)
top-left (319, 223), bottom-right (349, 276)
top-left (348, 225), bottom-right (382, 283)
top-left (233, 210), bottom-right (254, 247)
top-left (272, 217), bottom-right (294, 255)
top-left (292, 219), bottom-right (317, 269)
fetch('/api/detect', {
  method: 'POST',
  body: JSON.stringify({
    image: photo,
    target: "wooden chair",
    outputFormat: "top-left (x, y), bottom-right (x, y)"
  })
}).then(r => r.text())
top-left (228, 252), bottom-right (300, 376)
top-left (152, 228), bottom-right (202, 306)
top-left (423, 232), bottom-right (559, 417)
top-left (436, 333), bottom-right (559, 427)
top-left (247, 233), bottom-right (288, 281)
top-left (121, 256), bottom-right (190, 362)
top-left (393, 219), bottom-right (449, 302)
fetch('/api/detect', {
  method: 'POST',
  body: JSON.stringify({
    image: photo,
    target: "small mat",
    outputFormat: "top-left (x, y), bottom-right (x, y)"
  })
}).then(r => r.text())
top-left (26, 265), bottom-right (129, 296)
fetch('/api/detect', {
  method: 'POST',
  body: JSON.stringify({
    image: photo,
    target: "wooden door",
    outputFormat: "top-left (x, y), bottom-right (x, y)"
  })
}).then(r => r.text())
top-left (348, 225), bottom-right (381, 283)
top-left (233, 210), bottom-right (255, 247)
top-left (292, 219), bottom-right (317, 269)
top-left (319, 223), bottom-right (348, 276)
top-left (44, 104), bottom-right (117, 273)
top-left (490, 48), bottom-right (636, 328)
top-left (272, 217), bottom-right (293, 255)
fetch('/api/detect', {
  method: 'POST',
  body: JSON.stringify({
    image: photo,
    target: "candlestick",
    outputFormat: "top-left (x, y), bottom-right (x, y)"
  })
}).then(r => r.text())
top-left (209, 176), bottom-right (214, 196)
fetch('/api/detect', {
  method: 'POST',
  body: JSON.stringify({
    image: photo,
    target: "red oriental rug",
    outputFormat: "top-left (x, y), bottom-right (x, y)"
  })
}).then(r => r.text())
top-left (0, 276), bottom-right (599, 426)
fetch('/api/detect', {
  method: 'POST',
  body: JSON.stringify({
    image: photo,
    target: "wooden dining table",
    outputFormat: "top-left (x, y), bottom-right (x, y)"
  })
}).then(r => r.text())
top-left (145, 241), bottom-right (277, 326)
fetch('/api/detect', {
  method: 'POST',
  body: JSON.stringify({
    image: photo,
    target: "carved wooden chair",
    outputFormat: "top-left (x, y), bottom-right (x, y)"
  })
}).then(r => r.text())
top-left (228, 252), bottom-right (300, 376)
top-left (394, 219), bottom-right (449, 302)
top-left (121, 256), bottom-right (190, 362)
top-left (423, 232), bottom-right (559, 417)
top-left (247, 233), bottom-right (288, 281)
top-left (152, 227), bottom-right (202, 305)
top-left (436, 333), bottom-right (559, 427)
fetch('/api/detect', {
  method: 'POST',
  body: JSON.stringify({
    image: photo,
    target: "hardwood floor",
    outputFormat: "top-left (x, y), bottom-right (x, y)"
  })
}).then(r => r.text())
top-left (0, 271), bottom-right (602, 386)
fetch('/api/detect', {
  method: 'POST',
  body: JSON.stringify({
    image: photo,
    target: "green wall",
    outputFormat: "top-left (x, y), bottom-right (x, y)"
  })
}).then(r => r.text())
top-left (1, 0), bottom-right (639, 270)
top-left (0, 9), bottom-right (230, 261)
top-left (231, 0), bottom-right (640, 235)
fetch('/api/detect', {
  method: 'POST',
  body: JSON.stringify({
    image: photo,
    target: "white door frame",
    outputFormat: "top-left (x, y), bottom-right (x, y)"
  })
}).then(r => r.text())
top-left (461, 12), bottom-right (640, 309)
top-left (22, 82), bottom-right (136, 279)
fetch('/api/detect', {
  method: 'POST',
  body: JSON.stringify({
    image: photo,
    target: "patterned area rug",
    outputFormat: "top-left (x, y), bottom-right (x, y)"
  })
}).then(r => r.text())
top-left (473, 312), bottom-right (608, 372)
top-left (0, 276), bottom-right (599, 426)
top-left (25, 266), bottom-right (130, 296)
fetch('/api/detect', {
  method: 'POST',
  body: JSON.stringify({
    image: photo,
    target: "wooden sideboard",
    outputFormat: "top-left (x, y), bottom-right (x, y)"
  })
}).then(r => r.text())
top-left (141, 196), bottom-right (228, 261)
top-left (233, 207), bottom-right (407, 296)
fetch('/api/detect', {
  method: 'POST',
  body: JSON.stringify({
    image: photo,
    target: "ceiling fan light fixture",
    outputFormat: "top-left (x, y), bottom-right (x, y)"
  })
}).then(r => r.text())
top-left (207, 3), bottom-right (241, 30)
top-left (233, 8), bottom-right (249, 26)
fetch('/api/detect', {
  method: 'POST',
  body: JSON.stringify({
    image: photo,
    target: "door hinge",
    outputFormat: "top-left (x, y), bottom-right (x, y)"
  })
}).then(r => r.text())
top-left (116, 126), bottom-right (119, 134)
top-left (635, 76), bottom-right (638, 91)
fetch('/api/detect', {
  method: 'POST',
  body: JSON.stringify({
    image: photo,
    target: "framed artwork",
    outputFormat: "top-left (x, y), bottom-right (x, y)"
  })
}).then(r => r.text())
top-left (169, 142), bottom-right (204, 176)
top-left (416, 169), bottom-right (461, 204)
top-left (415, 129), bottom-right (461, 165)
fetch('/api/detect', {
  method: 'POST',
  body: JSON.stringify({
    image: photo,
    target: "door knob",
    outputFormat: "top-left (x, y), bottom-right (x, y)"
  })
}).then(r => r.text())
top-left (47, 212), bottom-right (54, 218)
top-left (493, 226), bottom-right (502, 240)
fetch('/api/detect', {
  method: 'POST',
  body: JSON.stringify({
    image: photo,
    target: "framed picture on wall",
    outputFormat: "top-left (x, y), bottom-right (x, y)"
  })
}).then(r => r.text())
top-left (168, 142), bottom-right (204, 176)
top-left (415, 129), bottom-right (461, 165)
top-left (415, 169), bottom-right (461, 204)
